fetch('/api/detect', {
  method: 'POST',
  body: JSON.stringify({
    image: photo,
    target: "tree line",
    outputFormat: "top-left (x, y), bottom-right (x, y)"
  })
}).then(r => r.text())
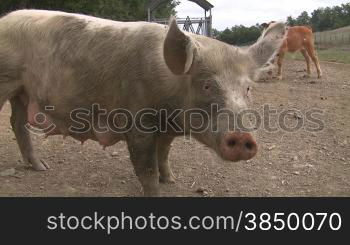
top-left (213, 24), bottom-right (262, 46)
top-left (0, 0), bottom-right (179, 21)
top-left (214, 2), bottom-right (350, 46)
top-left (287, 3), bottom-right (350, 32)
top-left (1, 1), bottom-right (349, 46)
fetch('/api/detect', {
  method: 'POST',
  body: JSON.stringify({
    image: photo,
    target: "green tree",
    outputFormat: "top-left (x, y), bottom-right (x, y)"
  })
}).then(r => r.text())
top-left (310, 8), bottom-right (322, 31)
top-left (215, 24), bottom-right (262, 46)
top-left (296, 11), bottom-right (310, 26)
top-left (332, 5), bottom-right (347, 28)
top-left (318, 7), bottom-right (334, 31)
top-left (212, 2), bottom-right (350, 46)
top-left (212, 28), bottom-right (221, 39)
top-left (287, 16), bottom-right (297, 26)
top-left (310, 3), bottom-right (350, 32)
top-left (342, 3), bottom-right (350, 26)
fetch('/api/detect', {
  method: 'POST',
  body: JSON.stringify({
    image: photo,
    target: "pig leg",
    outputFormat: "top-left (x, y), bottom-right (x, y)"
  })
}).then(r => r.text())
top-left (126, 132), bottom-right (159, 197)
top-left (0, 81), bottom-right (21, 111)
top-left (157, 135), bottom-right (176, 184)
top-left (276, 52), bottom-right (285, 80)
top-left (10, 96), bottom-right (49, 171)
top-left (267, 57), bottom-right (275, 80)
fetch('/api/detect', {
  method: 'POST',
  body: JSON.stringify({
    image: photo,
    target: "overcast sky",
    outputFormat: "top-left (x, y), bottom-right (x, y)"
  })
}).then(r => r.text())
top-left (176, 0), bottom-right (350, 30)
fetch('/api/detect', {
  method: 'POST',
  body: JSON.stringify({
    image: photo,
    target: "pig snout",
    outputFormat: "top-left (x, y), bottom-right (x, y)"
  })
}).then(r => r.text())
top-left (220, 132), bottom-right (257, 162)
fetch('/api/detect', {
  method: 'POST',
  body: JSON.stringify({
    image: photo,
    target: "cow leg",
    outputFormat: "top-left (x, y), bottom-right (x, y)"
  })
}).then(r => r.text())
top-left (10, 96), bottom-right (49, 171)
top-left (276, 53), bottom-right (285, 80)
top-left (306, 45), bottom-right (322, 78)
top-left (157, 135), bottom-right (175, 184)
top-left (300, 49), bottom-right (311, 77)
top-left (126, 132), bottom-right (159, 197)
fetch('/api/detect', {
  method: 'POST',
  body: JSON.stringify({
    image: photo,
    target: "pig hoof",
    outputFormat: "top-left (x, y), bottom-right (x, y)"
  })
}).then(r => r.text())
top-left (159, 175), bottom-right (176, 184)
top-left (30, 158), bottom-right (50, 171)
top-left (141, 187), bottom-right (160, 197)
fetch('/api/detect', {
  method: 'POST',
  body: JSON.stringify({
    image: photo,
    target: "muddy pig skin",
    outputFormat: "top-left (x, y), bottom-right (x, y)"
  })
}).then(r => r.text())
top-left (0, 10), bottom-right (285, 196)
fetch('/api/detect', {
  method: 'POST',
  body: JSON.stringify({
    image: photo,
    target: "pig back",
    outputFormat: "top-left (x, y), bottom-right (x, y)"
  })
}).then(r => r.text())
top-left (1, 10), bottom-right (173, 111)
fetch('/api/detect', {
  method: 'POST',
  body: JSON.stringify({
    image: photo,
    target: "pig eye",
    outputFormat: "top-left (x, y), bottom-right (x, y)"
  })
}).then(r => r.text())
top-left (203, 84), bottom-right (211, 91)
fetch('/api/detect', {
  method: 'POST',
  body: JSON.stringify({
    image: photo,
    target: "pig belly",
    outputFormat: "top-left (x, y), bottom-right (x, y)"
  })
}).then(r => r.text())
top-left (27, 101), bottom-right (55, 130)
top-left (26, 100), bottom-right (123, 147)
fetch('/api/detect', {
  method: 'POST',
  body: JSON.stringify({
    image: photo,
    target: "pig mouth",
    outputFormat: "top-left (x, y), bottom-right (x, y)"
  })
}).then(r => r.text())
top-left (218, 132), bottom-right (258, 162)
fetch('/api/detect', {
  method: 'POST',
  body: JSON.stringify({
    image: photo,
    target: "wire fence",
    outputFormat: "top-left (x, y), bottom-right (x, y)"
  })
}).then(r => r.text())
top-left (314, 26), bottom-right (350, 47)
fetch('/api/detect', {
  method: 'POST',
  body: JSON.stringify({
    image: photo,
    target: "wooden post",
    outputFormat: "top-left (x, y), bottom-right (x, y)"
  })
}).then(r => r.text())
top-left (147, 8), bottom-right (151, 22)
top-left (209, 9), bottom-right (212, 37)
top-left (204, 10), bottom-right (207, 36)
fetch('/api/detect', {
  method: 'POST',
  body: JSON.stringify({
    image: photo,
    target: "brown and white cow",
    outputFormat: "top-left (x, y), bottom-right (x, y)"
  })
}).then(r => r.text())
top-left (262, 22), bottom-right (322, 80)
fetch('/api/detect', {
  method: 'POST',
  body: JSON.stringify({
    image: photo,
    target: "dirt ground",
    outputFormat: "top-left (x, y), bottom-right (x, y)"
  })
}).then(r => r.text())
top-left (0, 60), bottom-right (349, 197)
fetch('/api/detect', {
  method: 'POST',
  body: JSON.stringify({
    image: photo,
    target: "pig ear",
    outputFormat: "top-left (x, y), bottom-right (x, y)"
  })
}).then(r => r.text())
top-left (248, 21), bottom-right (286, 68)
top-left (261, 23), bottom-right (268, 29)
top-left (164, 17), bottom-right (196, 75)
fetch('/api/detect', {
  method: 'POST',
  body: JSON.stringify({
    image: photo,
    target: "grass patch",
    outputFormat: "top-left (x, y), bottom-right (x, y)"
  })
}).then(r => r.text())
top-left (287, 47), bottom-right (350, 64)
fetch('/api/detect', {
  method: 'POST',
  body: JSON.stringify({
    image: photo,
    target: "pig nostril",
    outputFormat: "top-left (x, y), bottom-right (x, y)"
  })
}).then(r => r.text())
top-left (227, 140), bottom-right (236, 147)
top-left (245, 142), bottom-right (254, 150)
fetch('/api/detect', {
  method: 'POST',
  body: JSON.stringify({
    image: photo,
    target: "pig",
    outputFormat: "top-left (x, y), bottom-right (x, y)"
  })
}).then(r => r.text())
top-left (0, 10), bottom-right (285, 196)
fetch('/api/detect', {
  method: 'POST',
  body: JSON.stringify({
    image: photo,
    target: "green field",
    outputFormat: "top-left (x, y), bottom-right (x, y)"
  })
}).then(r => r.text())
top-left (287, 46), bottom-right (350, 64)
